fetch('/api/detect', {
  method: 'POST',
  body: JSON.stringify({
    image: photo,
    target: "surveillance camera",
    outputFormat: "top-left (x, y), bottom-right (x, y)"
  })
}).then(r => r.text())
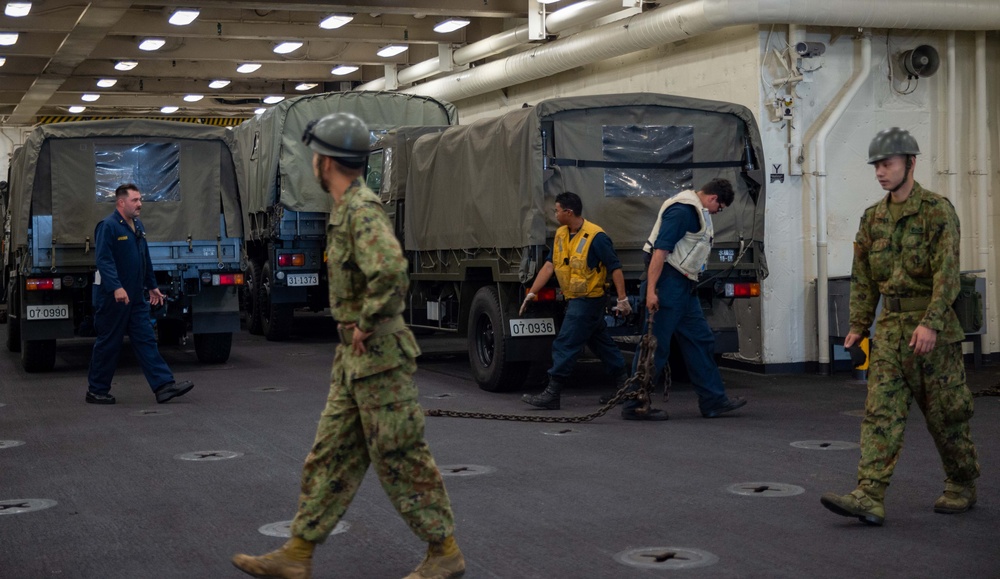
top-left (795, 41), bottom-right (826, 58)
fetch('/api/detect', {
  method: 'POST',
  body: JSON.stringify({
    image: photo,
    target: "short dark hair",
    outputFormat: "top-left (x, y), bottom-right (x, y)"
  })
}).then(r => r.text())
top-left (115, 183), bottom-right (139, 198)
top-left (700, 178), bottom-right (735, 207)
top-left (554, 191), bottom-right (583, 216)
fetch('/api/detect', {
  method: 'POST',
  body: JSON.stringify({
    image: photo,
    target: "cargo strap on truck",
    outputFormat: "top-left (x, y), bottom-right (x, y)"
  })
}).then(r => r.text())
top-left (424, 314), bottom-right (662, 423)
top-left (548, 158), bottom-right (743, 170)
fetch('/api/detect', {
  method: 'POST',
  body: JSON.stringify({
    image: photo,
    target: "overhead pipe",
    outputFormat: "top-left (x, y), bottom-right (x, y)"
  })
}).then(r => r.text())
top-left (815, 33), bottom-right (872, 373)
top-left (974, 31), bottom-right (991, 337)
top-left (945, 32), bottom-right (958, 203)
top-left (788, 24), bottom-right (805, 176)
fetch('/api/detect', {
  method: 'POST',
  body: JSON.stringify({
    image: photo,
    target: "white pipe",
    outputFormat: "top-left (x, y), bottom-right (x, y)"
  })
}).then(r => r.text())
top-left (946, 32), bottom-right (958, 203)
top-left (788, 24), bottom-right (805, 176)
top-left (974, 31), bottom-right (991, 335)
top-left (816, 33), bottom-right (872, 369)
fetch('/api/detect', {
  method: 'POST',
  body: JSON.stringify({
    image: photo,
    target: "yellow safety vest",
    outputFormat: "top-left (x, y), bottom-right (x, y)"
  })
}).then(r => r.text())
top-left (552, 220), bottom-right (607, 298)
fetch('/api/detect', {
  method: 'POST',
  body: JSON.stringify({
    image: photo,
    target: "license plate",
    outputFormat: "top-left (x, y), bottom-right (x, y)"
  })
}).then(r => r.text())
top-left (717, 248), bottom-right (736, 263)
top-left (26, 304), bottom-right (69, 320)
top-left (286, 273), bottom-right (319, 287)
top-left (509, 318), bottom-right (556, 337)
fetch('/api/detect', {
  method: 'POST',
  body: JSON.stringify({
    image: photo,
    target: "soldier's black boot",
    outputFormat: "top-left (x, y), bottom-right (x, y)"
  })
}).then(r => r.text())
top-left (522, 378), bottom-right (563, 410)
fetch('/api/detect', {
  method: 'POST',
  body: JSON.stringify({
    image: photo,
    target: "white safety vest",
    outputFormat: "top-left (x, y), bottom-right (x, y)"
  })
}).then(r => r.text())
top-left (642, 190), bottom-right (713, 281)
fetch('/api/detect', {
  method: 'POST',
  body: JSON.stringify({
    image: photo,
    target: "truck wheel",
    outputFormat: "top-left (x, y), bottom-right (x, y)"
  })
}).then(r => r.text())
top-left (245, 260), bottom-right (264, 335)
top-left (21, 339), bottom-right (56, 372)
top-left (6, 284), bottom-right (20, 352)
top-left (194, 332), bottom-right (232, 364)
top-left (468, 286), bottom-right (529, 392)
top-left (259, 261), bottom-right (292, 341)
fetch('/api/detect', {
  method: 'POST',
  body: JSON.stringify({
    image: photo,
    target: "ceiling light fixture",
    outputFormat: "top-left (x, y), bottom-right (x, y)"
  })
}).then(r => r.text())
top-left (161, 106), bottom-right (179, 114)
top-left (81, 94), bottom-right (100, 102)
top-left (0, 32), bottom-right (19, 46)
top-left (254, 107), bottom-right (267, 115)
top-left (5, 2), bottom-right (31, 17)
top-left (237, 63), bottom-right (261, 74)
top-left (183, 94), bottom-right (203, 102)
top-left (168, 8), bottom-right (199, 26)
top-left (537, 0), bottom-right (561, 3)
top-left (262, 96), bottom-right (285, 104)
top-left (433, 18), bottom-right (470, 33)
top-left (319, 14), bottom-right (353, 29)
top-left (273, 41), bottom-right (303, 54)
top-left (330, 65), bottom-right (358, 76)
top-left (115, 60), bottom-right (138, 71)
top-left (208, 79), bottom-right (230, 89)
top-left (96, 78), bottom-right (117, 88)
top-left (68, 106), bottom-right (86, 113)
top-left (376, 44), bottom-right (408, 58)
top-left (295, 83), bottom-right (318, 91)
top-left (139, 38), bottom-right (165, 51)
top-left (0, 57), bottom-right (5, 67)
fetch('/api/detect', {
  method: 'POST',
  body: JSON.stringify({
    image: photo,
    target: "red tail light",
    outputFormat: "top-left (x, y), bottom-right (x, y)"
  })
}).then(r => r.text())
top-left (212, 273), bottom-right (245, 286)
top-left (278, 253), bottom-right (305, 267)
top-left (724, 282), bottom-right (760, 297)
top-left (26, 278), bottom-right (60, 291)
top-left (535, 288), bottom-right (557, 302)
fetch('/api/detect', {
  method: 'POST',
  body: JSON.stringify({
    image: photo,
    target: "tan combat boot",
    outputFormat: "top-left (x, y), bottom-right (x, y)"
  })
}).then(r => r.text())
top-left (934, 480), bottom-right (977, 514)
top-left (404, 535), bottom-right (465, 579)
top-left (232, 536), bottom-right (314, 579)
top-left (820, 480), bottom-right (886, 526)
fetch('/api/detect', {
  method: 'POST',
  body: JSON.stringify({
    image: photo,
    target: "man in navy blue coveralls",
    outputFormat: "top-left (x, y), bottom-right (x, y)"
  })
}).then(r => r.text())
top-left (85, 183), bottom-right (193, 405)
top-left (625, 179), bottom-right (747, 419)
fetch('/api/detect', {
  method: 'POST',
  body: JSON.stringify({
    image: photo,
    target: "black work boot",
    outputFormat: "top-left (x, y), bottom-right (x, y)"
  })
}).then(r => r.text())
top-left (522, 379), bottom-right (563, 410)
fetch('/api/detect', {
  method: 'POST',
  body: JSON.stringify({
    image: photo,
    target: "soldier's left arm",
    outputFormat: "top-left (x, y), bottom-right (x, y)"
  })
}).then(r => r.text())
top-left (351, 202), bottom-right (408, 332)
top-left (920, 201), bottom-right (962, 331)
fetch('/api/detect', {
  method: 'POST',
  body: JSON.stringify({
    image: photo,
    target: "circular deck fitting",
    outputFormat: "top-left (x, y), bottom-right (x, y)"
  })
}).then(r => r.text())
top-left (251, 386), bottom-right (287, 393)
top-left (0, 499), bottom-right (57, 515)
top-left (841, 409), bottom-right (866, 418)
top-left (131, 409), bottom-right (172, 417)
top-left (175, 450), bottom-right (244, 461)
top-left (614, 547), bottom-right (719, 570)
top-left (542, 429), bottom-right (580, 436)
top-left (0, 440), bottom-right (26, 450)
top-left (425, 393), bottom-right (458, 400)
top-left (259, 520), bottom-right (349, 538)
top-left (727, 482), bottom-right (805, 497)
top-left (437, 464), bottom-right (496, 477)
top-left (790, 440), bottom-right (859, 451)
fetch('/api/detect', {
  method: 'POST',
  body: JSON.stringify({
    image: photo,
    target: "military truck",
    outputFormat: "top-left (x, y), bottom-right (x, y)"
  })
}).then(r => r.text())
top-left (234, 91), bottom-right (457, 340)
top-left (369, 93), bottom-right (767, 391)
top-left (2, 119), bottom-right (246, 371)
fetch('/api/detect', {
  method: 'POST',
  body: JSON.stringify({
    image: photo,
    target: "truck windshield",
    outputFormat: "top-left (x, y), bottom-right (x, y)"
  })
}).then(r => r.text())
top-left (94, 141), bottom-right (181, 203)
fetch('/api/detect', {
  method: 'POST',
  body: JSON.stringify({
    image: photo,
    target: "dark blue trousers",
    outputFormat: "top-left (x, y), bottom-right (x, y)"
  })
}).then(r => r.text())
top-left (629, 268), bottom-right (728, 413)
top-left (88, 291), bottom-right (173, 395)
top-left (549, 296), bottom-right (625, 383)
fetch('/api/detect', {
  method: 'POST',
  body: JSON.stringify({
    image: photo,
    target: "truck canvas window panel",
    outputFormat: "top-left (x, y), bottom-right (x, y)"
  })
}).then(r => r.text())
top-left (602, 125), bottom-right (694, 198)
top-left (94, 142), bottom-right (181, 203)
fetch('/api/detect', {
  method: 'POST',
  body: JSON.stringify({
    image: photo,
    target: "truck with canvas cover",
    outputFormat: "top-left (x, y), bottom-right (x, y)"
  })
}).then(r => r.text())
top-left (234, 91), bottom-right (457, 340)
top-left (2, 119), bottom-right (246, 372)
top-left (369, 93), bottom-right (767, 391)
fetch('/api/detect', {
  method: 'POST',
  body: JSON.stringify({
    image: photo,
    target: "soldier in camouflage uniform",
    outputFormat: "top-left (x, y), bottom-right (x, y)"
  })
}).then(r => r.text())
top-left (820, 127), bottom-right (980, 526)
top-left (233, 113), bottom-right (464, 579)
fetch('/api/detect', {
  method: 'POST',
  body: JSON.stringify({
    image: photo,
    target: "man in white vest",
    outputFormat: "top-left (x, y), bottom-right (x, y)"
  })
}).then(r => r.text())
top-left (623, 178), bottom-right (747, 419)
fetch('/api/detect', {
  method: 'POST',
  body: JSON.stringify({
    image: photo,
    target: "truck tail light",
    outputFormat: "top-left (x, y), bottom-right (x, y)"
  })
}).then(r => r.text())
top-left (724, 282), bottom-right (760, 298)
top-left (211, 273), bottom-right (245, 286)
top-left (278, 253), bottom-right (305, 267)
top-left (26, 277), bottom-right (61, 291)
top-left (535, 287), bottom-right (557, 302)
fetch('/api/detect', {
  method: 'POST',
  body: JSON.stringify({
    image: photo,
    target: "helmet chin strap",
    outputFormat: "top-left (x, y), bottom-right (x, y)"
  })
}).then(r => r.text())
top-left (890, 156), bottom-right (914, 194)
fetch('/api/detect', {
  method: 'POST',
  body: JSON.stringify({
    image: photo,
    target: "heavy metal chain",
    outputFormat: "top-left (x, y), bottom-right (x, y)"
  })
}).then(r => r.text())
top-left (425, 314), bottom-right (660, 422)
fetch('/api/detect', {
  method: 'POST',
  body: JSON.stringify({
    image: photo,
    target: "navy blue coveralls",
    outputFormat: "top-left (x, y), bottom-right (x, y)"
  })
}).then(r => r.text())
top-left (547, 232), bottom-right (626, 383)
top-left (87, 210), bottom-right (174, 395)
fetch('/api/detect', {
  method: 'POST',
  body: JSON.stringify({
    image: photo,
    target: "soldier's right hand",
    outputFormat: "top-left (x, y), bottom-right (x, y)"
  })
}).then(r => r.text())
top-left (519, 292), bottom-right (536, 316)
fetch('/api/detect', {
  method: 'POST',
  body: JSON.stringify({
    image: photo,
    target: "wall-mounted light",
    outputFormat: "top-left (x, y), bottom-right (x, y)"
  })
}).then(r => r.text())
top-left (81, 93), bottom-right (100, 102)
top-left (5, 2), bottom-right (31, 17)
top-left (68, 106), bottom-right (86, 114)
top-left (377, 45), bottom-right (408, 58)
top-left (262, 96), bottom-right (285, 104)
top-left (139, 38), bottom-right (165, 51)
top-left (208, 79), bottom-right (230, 89)
top-left (273, 41), bottom-right (303, 54)
top-left (0, 32), bottom-right (19, 46)
top-left (331, 65), bottom-right (358, 75)
top-left (295, 83), bottom-right (318, 91)
top-left (161, 106), bottom-right (179, 114)
top-left (237, 63), bottom-right (261, 73)
top-left (168, 8), bottom-right (199, 26)
top-left (433, 18), bottom-right (470, 33)
top-left (319, 14), bottom-right (353, 29)
top-left (96, 78), bottom-right (117, 88)
top-left (115, 60), bottom-right (138, 71)
top-left (183, 94), bottom-right (203, 102)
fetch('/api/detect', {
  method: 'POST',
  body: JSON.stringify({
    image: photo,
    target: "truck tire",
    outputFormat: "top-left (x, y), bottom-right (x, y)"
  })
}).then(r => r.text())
top-left (21, 339), bottom-right (56, 372)
top-left (468, 286), bottom-right (529, 392)
top-left (244, 260), bottom-right (264, 335)
top-left (6, 284), bottom-right (20, 352)
top-left (194, 332), bottom-right (232, 364)
top-left (259, 261), bottom-right (292, 341)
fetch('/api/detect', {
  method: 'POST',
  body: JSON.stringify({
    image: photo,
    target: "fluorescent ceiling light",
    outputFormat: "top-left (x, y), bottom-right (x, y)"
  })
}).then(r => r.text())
top-left (5, 2), bottom-right (31, 17)
top-left (183, 94), bottom-right (203, 102)
top-left (0, 32), bottom-right (19, 46)
top-left (208, 79), bottom-right (230, 89)
top-left (96, 78), bottom-right (117, 88)
top-left (254, 107), bottom-right (266, 115)
top-left (68, 106), bottom-right (86, 114)
top-left (295, 82), bottom-right (318, 91)
top-left (81, 93), bottom-right (100, 102)
top-left (319, 14), bottom-right (353, 29)
top-left (0, 57), bottom-right (5, 67)
top-left (433, 18), bottom-right (470, 33)
top-left (377, 45), bottom-right (408, 58)
top-left (115, 60), bottom-right (138, 71)
top-left (273, 41), bottom-right (303, 54)
top-left (139, 38), bottom-right (166, 51)
top-left (237, 63), bottom-right (261, 74)
top-left (330, 65), bottom-right (358, 76)
top-left (168, 8), bottom-right (199, 26)
top-left (538, 0), bottom-right (561, 3)
top-left (262, 96), bottom-right (285, 104)
top-left (160, 106), bottom-right (179, 114)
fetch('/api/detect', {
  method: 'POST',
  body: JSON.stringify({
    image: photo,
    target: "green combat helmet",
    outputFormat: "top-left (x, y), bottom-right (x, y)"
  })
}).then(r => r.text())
top-left (302, 112), bottom-right (370, 168)
top-left (867, 127), bottom-right (921, 164)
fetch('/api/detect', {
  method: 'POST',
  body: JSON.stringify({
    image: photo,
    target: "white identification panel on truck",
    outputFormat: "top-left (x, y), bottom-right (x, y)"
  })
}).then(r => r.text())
top-left (286, 273), bottom-right (319, 286)
top-left (509, 318), bottom-right (556, 337)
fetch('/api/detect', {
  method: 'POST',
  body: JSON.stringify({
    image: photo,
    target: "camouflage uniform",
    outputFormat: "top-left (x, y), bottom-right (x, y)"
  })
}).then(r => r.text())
top-left (290, 178), bottom-right (455, 543)
top-left (849, 182), bottom-right (980, 488)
